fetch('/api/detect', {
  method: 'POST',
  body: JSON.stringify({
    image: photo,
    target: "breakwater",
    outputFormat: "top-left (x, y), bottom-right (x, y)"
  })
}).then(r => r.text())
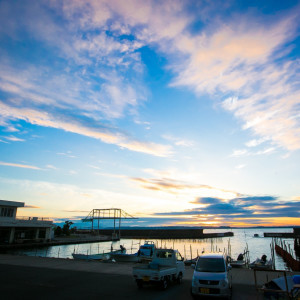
top-left (0, 235), bottom-right (111, 250)
top-left (99, 228), bottom-right (234, 239)
top-left (264, 232), bottom-right (295, 238)
top-left (0, 229), bottom-right (233, 250)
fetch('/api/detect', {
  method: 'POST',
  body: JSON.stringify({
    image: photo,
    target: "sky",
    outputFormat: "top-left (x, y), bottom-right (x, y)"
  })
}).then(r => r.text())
top-left (0, 0), bottom-right (300, 228)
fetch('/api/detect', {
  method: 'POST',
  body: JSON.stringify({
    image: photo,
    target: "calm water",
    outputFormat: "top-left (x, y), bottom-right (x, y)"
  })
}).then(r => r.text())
top-left (11, 228), bottom-right (297, 270)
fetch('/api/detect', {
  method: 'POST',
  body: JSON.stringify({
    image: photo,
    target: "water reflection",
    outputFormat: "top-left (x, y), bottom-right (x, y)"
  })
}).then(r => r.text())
top-left (10, 228), bottom-right (295, 270)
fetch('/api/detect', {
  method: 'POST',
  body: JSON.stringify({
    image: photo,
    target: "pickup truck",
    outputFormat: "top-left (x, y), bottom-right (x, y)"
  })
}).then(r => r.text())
top-left (132, 248), bottom-right (185, 290)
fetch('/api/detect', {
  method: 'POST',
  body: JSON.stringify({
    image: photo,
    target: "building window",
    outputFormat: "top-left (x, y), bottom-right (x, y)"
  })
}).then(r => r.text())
top-left (0, 207), bottom-right (14, 217)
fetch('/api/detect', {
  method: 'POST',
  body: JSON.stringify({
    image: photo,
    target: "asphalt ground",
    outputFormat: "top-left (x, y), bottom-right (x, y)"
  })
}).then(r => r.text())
top-left (0, 264), bottom-right (263, 300)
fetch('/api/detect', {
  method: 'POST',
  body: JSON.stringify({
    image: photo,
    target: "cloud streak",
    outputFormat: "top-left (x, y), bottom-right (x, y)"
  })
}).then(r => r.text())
top-left (131, 176), bottom-right (240, 197)
top-left (0, 102), bottom-right (171, 157)
top-left (0, 161), bottom-right (41, 170)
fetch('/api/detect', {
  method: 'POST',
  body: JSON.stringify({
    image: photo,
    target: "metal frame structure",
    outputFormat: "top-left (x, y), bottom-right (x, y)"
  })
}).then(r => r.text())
top-left (82, 208), bottom-right (137, 239)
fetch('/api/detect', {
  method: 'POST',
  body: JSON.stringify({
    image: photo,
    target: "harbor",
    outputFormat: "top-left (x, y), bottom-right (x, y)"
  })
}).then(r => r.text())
top-left (2, 227), bottom-right (298, 271)
top-left (1, 202), bottom-right (300, 298)
top-left (1, 216), bottom-right (300, 299)
top-left (0, 254), bottom-right (299, 299)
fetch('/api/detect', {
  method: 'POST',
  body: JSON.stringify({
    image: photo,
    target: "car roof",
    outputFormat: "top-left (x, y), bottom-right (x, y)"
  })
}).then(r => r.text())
top-left (198, 253), bottom-right (226, 259)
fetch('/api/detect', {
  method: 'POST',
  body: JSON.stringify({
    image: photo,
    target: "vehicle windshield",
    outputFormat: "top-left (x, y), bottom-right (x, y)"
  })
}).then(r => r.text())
top-left (196, 257), bottom-right (225, 273)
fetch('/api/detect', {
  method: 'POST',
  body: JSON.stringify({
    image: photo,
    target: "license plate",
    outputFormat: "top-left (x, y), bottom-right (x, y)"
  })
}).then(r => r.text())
top-left (143, 276), bottom-right (150, 282)
top-left (200, 288), bottom-right (210, 294)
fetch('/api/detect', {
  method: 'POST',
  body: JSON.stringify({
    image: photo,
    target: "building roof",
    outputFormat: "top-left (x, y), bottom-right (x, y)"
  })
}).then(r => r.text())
top-left (0, 200), bottom-right (25, 207)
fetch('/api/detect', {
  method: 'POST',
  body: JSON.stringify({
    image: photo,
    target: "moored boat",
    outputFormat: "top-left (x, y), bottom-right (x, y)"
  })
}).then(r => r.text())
top-left (231, 259), bottom-right (247, 268)
top-left (72, 252), bottom-right (111, 260)
top-left (72, 245), bottom-right (126, 261)
top-left (111, 241), bottom-right (156, 263)
top-left (249, 254), bottom-right (273, 270)
top-left (110, 252), bottom-right (140, 262)
top-left (137, 240), bottom-right (155, 261)
top-left (230, 252), bottom-right (247, 268)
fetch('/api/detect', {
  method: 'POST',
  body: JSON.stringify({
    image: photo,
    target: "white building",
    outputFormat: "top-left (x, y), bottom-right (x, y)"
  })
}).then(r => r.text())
top-left (0, 200), bottom-right (53, 244)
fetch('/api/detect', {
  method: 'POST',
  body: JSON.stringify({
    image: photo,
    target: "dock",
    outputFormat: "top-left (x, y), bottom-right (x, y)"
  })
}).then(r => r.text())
top-left (0, 234), bottom-right (112, 250)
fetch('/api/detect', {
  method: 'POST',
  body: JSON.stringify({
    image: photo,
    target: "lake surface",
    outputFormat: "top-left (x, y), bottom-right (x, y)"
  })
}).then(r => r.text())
top-left (11, 228), bottom-right (297, 270)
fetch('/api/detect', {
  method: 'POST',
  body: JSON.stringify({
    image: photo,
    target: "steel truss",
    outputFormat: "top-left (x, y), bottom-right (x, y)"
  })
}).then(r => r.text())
top-left (82, 208), bottom-right (137, 239)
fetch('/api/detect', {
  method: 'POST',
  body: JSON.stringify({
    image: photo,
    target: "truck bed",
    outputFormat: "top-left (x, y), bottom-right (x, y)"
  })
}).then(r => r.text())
top-left (133, 263), bottom-right (177, 278)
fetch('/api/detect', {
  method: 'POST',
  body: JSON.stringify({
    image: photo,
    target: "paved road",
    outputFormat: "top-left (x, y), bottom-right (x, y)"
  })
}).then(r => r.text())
top-left (1, 264), bottom-right (192, 300)
top-left (0, 255), bottom-right (265, 299)
top-left (0, 265), bottom-right (261, 300)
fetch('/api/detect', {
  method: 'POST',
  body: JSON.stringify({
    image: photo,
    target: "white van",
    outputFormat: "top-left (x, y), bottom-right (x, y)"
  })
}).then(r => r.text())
top-left (191, 253), bottom-right (232, 299)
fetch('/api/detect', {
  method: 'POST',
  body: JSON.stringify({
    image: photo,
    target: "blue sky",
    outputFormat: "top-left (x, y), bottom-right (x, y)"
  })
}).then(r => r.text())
top-left (0, 0), bottom-right (300, 227)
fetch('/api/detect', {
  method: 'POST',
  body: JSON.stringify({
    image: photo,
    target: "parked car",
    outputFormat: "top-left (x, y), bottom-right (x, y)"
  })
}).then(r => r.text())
top-left (133, 248), bottom-right (185, 290)
top-left (191, 253), bottom-right (232, 299)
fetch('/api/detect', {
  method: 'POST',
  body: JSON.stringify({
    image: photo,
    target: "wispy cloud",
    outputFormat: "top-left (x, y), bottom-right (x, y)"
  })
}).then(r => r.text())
top-left (24, 205), bottom-right (40, 208)
top-left (231, 149), bottom-right (248, 157)
top-left (230, 147), bottom-right (276, 157)
top-left (0, 102), bottom-right (172, 157)
top-left (131, 176), bottom-right (240, 199)
top-left (4, 135), bottom-right (25, 142)
top-left (46, 165), bottom-right (57, 170)
top-left (162, 134), bottom-right (194, 147)
top-left (57, 152), bottom-right (77, 159)
top-left (245, 137), bottom-right (269, 148)
top-left (0, 161), bottom-right (41, 170)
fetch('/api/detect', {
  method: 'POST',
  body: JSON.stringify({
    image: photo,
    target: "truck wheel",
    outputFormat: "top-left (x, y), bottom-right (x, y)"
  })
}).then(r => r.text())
top-left (161, 278), bottom-right (168, 290)
top-left (177, 273), bottom-right (183, 284)
top-left (136, 280), bottom-right (143, 289)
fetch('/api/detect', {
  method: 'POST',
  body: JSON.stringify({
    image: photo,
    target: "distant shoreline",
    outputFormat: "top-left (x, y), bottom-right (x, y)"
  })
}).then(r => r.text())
top-left (55, 225), bottom-right (297, 230)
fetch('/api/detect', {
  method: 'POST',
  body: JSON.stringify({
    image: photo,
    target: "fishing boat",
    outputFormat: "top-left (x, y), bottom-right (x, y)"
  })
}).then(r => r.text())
top-left (111, 241), bottom-right (155, 262)
top-left (249, 254), bottom-right (273, 270)
top-left (137, 241), bottom-right (155, 261)
top-left (230, 259), bottom-right (246, 268)
top-left (110, 252), bottom-right (140, 262)
top-left (230, 253), bottom-right (247, 268)
top-left (72, 245), bottom-right (126, 261)
top-left (72, 252), bottom-right (111, 260)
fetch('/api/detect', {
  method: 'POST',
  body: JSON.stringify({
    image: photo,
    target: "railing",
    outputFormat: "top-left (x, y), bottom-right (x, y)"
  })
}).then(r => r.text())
top-left (16, 216), bottom-right (52, 221)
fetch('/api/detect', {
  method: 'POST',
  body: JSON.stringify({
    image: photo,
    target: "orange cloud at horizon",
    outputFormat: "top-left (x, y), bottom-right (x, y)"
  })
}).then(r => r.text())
top-left (171, 217), bottom-right (300, 227)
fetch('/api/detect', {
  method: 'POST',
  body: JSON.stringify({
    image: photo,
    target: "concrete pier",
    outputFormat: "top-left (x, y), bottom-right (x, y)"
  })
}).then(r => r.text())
top-left (99, 228), bottom-right (234, 239)
top-left (1, 254), bottom-right (299, 299)
top-left (0, 234), bottom-right (113, 250)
